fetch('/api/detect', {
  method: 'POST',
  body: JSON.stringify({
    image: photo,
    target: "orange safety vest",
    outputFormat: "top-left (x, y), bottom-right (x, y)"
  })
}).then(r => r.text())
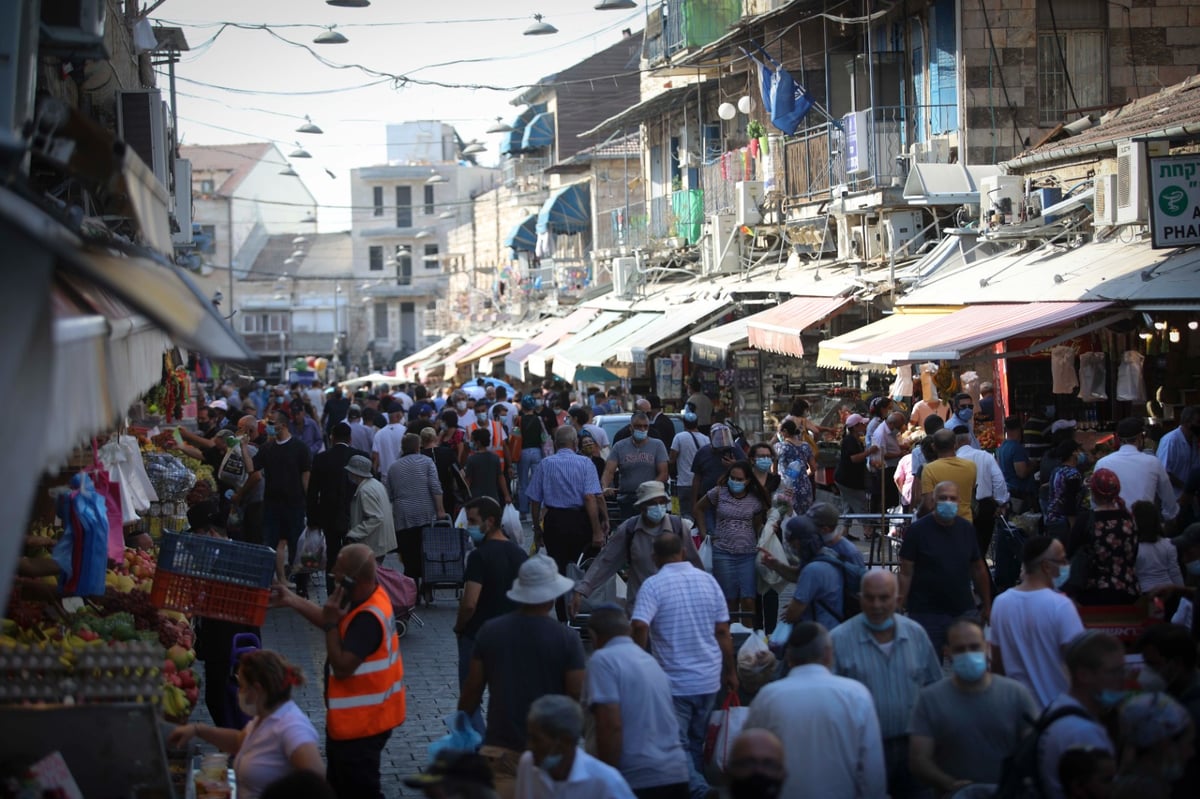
top-left (469, 419), bottom-right (508, 467)
top-left (326, 584), bottom-right (406, 740)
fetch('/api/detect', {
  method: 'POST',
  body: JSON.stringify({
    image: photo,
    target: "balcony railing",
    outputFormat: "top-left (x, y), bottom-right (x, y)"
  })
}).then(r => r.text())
top-left (594, 197), bottom-right (674, 252)
top-left (502, 155), bottom-right (551, 195)
top-left (645, 0), bottom-right (743, 64)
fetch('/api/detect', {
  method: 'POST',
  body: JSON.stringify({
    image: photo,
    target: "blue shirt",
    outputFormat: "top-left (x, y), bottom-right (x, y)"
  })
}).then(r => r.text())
top-left (793, 559), bottom-right (843, 630)
top-left (289, 415), bottom-right (324, 456)
top-left (997, 439), bottom-right (1035, 495)
top-left (1158, 426), bottom-right (1200, 499)
top-left (527, 449), bottom-right (602, 509)
top-left (831, 537), bottom-right (866, 569)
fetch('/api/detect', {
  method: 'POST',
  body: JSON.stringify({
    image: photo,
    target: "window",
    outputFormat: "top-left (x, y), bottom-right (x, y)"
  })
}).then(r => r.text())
top-left (372, 186), bottom-right (384, 217)
top-left (423, 184), bottom-right (435, 216)
top-left (396, 247), bottom-right (412, 285)
top-left (196, 224), bottom-right (216, 254)
top-left (199, 179), bottom-right (215, 194)
top-left (396, 186), bottom-right (412, 228)
top-left (423, 243), bottom-right (439, 269)
top-left (373, 302), bottom-right (389, 340)
top-left (1037, 0), bottom-right (1106, 125)
top-left (368, 245), bottom-right (384, 272)
top-left (241, 313), bottom-right (289, 334)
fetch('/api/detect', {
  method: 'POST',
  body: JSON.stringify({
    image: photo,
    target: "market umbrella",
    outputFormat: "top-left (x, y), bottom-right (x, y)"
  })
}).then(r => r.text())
top-left (573, 365), bottom-right (620, 383)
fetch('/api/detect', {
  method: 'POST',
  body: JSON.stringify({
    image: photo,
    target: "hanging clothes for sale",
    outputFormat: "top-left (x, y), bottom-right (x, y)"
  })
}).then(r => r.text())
top-left (1116, 351), bottom-right (1146, 403)
top-left (1050, 346), bottom-right (1079, 394)
top-left (889, 364), bottom-right (914, 401)
top-left (1078, 352), bottom-right (1108, 402)
top-left (53, 473), bottom-right (111, 597)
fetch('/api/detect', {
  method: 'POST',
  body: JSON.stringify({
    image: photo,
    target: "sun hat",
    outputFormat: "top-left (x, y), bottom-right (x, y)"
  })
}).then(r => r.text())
top-left (506, 554), bottom-right (575, 605)
top-left (635, 481), bottom-right (669, 506)
top-left (845, 413), bottom-right (867, 428)
top-left (344, 455), bottom-right (373, 479)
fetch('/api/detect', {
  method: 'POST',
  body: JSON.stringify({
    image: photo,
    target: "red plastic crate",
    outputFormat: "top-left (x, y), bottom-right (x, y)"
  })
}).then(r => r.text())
top-left (150, 571), bottom-right (269, 626)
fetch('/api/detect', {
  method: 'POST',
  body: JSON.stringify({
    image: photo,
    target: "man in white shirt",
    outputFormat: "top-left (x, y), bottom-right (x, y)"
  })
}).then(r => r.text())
top-left (305, 382), bottom-right (325, 419)
top-left (1038, 632), bottom-right (1122, 799)
top-left (632, 533), bottom-right (736, 799)
top-left (514, 694), bottom-right (635, 799)
top-left (371, 402), bottom-right (407, 476)
top-left (987, 535), bottom-right (1084, 707)
top-left (954, 425), bottom-right (1010, 555)
top-left (1094, 417), bottom-right (1178, 521)
top-left (746, 622), bottom-right (887, 798)
top-left (669, 411), bottom-right (709, 520)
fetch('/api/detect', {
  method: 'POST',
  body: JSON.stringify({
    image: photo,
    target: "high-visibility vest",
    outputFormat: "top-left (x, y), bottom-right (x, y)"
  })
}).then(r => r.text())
top-left (326, 584), bottom-right (406, 740)
top-left (469, 420), bottom-right (508, 466)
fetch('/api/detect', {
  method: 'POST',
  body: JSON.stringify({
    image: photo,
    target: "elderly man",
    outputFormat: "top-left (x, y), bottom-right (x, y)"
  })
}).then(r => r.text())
top-left (272, 543), bottom-right (406, 799)
top-left (988, 536), bottom-right (1084, 707)
top-left (1158, 407), bottom-right (1200, 501)
top-left (572, 481), bottom-right (702, 615)
top-left (344, 454), bottom-right (396, 562)
top-left (514, 695), bottom-right (635, 799)
top-left (870, 411), bottom-right (909, 515)
top-left (900, 480), bottom-right (992, 654)
top-left (747, 622), bottom-right (886, 798)
top-left (919, 429), bottom-right (977, 521)
top-left (585, 606), bottom-right (689, 798)
top-left (459, 556), bottom-right (586, 799)
top-left (954, 424), bottom-right (1010, 555)
top-left (1095, 417), bottom-right (1179, 522)
top-left (829, 571), bottom-right (942, 798)
top-left (908, 618), bottom-right (1038, 795)
top-left (722, 729), bottom-right (787, 799)
top-left (385, 433), bottom-right (447, 600)
top-left (604, 412), bottom-right (670, 524)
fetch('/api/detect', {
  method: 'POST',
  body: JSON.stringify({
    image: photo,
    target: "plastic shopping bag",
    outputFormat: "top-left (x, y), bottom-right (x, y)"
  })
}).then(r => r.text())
top-left (501, 503), bottom-right (524, 547)
top-left (768, 622), bottom-right (793, 657)
top-left (703, 690), bottom-right (749, 773)
top-left (454, 508), bottom-right (468, 529)
top-left (698, 537), bottom-right (713, 572)
top-left (736, 631), bottom-right (778, 698)
top-left (428, 710), bottom-right (483, 760)
top-left (292, 527), bottom-right (326, 574)
top-left (755, 519), bottom-right (788, 590)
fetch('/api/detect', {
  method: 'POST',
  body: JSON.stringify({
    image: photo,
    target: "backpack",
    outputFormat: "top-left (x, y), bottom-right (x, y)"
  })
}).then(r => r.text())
top-left (809, 548), bottom-right (867, 622)
top-left (992, 704), bottom-right (1093, 799)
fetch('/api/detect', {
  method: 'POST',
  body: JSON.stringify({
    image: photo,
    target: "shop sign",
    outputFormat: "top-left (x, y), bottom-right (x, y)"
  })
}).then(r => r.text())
top-left (844, 111), bottom-right (868, 175)
top-left (1149, 154), bottom-right (1200, 248)
top-left (691, 340), bottom-right (730, 369)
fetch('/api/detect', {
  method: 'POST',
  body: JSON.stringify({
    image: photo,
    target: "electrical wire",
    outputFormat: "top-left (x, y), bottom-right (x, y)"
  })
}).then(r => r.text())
top-left (1045, 0), bottom-right (1081, 115)
top-left (978, 0), bottom-right (1025, 151)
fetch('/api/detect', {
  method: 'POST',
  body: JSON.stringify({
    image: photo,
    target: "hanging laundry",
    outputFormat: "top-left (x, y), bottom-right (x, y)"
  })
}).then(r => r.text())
top-left (1050, 346), bottom-right (1078, 394)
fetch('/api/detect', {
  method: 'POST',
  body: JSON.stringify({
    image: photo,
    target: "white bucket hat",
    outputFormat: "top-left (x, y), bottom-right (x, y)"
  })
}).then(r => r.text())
top-left (344, 454), bottom-right (373, 479)
top-left (635, 481), bottom-right (669, 506)
top-left (506, 554), bottom-right (575, 605)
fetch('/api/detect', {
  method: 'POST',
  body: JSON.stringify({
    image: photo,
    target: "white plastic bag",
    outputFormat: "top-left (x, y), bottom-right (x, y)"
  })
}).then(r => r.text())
top-left (454, 508), bottom-right (468, 529)
top-left (1117, 350), bottom-right (1145, 403)
top-left (698, 537), bottom-right (713, 571)
top-left (736, 630), bottom-right (777, 697)
top-left (1078, 352), bottom-right (1108, 402)
top-left (755, 516), bottom-right (789, 590)
top-left (292, 527), bottom-right (326, 574)
top-left (704, 691), bottom-right (749, 773)
top-left (501, 503), bottom-right (524, 547)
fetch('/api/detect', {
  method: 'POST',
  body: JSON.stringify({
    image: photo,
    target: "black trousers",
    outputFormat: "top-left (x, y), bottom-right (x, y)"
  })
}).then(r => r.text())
top-left (326, 729), bottom-right (391, 799)
top-left (634, 783), bottom-right (690, 799)
top-left (974, 497), bottom-right (999, 558)
top-left (395, 525), bottom-right (425, 585)
top-left (323, 526), bottom-right (347, 594)
top-left (543, 506), bottom-right (591, 620)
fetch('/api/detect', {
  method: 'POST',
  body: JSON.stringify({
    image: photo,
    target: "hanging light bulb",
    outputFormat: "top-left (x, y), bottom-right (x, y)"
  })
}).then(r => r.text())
top-left (279, 165), bottom-right (298, 177)
top-left (439, 210), bottom-right (456, 219)
top-left (292, 236), bottom-right (307, 245)
top-left (718, 102), bottom-right (737, 120)
top-left (1154, 320), bottom-right (1167, 331)
top-left (486, 116), bottom-right (513, 134)
top-left (313, 27), bottom-right (348, 44)
top-left (462, 142), bottom-right (486, 155)
top-left (296, 116), bottom-right (323, 134)
top-left (1190, 321), bottom-right (1199, 331)
top-left (1169, 328), bottom-right (1181, 343)
top-left (524, 14), bottom-right (558, 35)
top-left (426, 170), bottom-right (447, 185)
top-left (737, 95), bottom-right (753, 115)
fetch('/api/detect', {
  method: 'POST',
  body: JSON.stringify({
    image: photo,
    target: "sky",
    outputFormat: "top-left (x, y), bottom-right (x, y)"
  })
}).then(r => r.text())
top-left (153, 0), bottom-right (646, 232)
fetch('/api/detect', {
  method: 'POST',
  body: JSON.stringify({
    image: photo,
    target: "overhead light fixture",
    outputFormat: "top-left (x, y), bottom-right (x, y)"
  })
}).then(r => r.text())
top-left (301, 212), bottom-right (317, 224)
top-left (415, 230), bottom-right (431, 240)
top-left (279, 165), bottom-right (298, 176)
top-left (426, 171), bottom-right (447, 185)
top-left (291, 249), bottom-right (305, 259)
top-left (438, 210), bottom-right (456, 219)
top-left (1169, 328), bottom-right (1181, 343)
top-left (326, 0), bottom-right (369, 6)
top-left (292, 236), bottom-right (307, 245)
top-left (486, 117), bottom-right (512, 134)
top-left (296, 116), bottom-right (323, 134)
top-left (284, 257), bottom-right (296, 266)
top-left (1190, 321), bottom-right (1199, 331)
top-left (289, 143), bottom-right (312, 158)
top-left (313, 27), bottom-right (348, 44)
top-left (718, 102), bottom-right (737, 120)
top-left (462, 142), bottom-right (486, 155)
top-left (737, 95), bottom-right (753, 115)
top-left (595, 0), bottom-right (637, 8)
top-left (524, 14), bottom-right (558, 36)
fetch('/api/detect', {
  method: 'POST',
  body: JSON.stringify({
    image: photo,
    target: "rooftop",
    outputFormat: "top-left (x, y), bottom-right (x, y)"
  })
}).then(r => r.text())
top-left (245, 231), bottom-right (353, 280)
top-left (181, 142), bottom-right (277, 197)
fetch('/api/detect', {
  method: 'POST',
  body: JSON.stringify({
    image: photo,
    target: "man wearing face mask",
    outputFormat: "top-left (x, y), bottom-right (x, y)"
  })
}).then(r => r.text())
top-left (949, 393), bottom-right (980, 449)
top-left (454, 497), bottom-right (528, 737)
top-left (908, 618), bottom-right (1038, 795)
top-left (571, 482), bottom-right (702, 616)
top-left (244, 409), bottom-right (312, 594)
top-left (603, 412), bottom-right (669, 525)
top-left (899, 481), bottom-right (992, 656)
top-left (514, 694), bottom-right (635, 799)
top-left (987, 536), bottom-right (1085, 708)
top-left (1038, 632), bottom-right (1123, 799)
top-left (670, 409), bottom-right (709, 521)
top-left (829, 571), bottom-right (941, 798)
top-left (720, 729), bottom-right (787, 799)
top-left (343, 455), bottom-right (396, 563)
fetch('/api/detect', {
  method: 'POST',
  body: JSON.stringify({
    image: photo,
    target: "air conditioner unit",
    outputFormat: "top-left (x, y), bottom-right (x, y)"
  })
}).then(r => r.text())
top-left (1114, 139), bottom-right (1166, 225)
top-left (849, 222), bottom-right (882, 261)
top-left (735, 181), bottom-right (764, 226)
top-left (879, 210), bottom-right (924, 257)
top-left (118, 90), bottom-right (170, 194)
top-left (0, 0), bottom-right (40, 168)
top-left (611, 256), bottom-right (639, 297)
top-left (40, 0), bottom-right (108, 58)
top-left (910, 138), bottom-right (950, 165)
top-left (1094, 173), bottom-right (1118, 226)
top-left (172, 158), bottom-right (193, 246)
top-left (702, 213), bottom-right (740, 275)
top-left (979, 175), bottom-right (1023, 230)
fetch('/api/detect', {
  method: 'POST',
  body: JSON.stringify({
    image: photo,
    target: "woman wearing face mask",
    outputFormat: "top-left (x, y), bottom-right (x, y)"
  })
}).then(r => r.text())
top-left (168, 650), bottom-right (324, 799)
top-left (749, 443), bottom-right (781, 495)
top-left (1045, 441), bottom-right (1087, 544)
top-left (1068, 468), bottom-right (1140, 606)
top-left (694, 462), bottom-right (769, 623)
top-left (1112, 692), bottom-right (1195, 798)
top-left (775, 420), bottom-right (817, 516)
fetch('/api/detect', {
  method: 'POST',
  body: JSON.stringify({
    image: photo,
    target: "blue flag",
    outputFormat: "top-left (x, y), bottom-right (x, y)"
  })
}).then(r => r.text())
top-left (768, 69), bottom-right (814, 136)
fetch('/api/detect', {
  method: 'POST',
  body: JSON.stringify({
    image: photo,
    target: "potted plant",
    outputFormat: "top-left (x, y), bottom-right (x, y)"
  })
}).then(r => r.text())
top-left (747, 120), bottom-right (768, 155)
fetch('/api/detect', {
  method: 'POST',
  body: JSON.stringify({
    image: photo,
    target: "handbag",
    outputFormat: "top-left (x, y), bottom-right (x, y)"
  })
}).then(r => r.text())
top-left (703, 690), bottom-right (749, 773)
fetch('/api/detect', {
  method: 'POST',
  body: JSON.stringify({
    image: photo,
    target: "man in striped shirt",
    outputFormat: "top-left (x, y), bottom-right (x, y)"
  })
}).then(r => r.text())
top-left (632, 533), bottom-right (736, 799)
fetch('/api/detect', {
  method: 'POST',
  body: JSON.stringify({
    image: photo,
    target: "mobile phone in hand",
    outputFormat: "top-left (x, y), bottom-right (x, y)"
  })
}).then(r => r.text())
top-left (339, 576), bottom-right (355, 609)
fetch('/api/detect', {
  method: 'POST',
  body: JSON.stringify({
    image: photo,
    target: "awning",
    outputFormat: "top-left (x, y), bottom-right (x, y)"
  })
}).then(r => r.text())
top-left (902, 163), bottom-right (1003, 206)
top-left (842, 302), bottom-right (1112, 365)
top-left (554, 312), bottom-right (660, 381)
top-left (690, 318), bottom-right (750, 368)
top-left (817, 310), bottom-right (954, 370)
top-left (505, 307), bottom-right (599, 378)
top-left (746, 296), bottom-right (853, 358)
top-left (445, 335), bottom-right (510, 374)
top-left (521, 112), bottom-right (555, 151)
top-left (536, 182), bottom-right (591, 235)
top-left (613, 298), bottom-right (730, 364)
top-left (528, 311), bottom-right (622, 377)
top-left (504, 214), bottom-right (538, 255)
top-left (499, 104), bottom-right (545, 156)
top-left (580, 83), bottom-right (711, 139)
top-left (477, 345), bottom-right (513, 375)
top-left (396, 333), bottom-right (462, 379)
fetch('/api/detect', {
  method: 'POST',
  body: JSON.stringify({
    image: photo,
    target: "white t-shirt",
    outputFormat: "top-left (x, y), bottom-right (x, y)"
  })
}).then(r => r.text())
top-left (372, 422), bottom-right (408, 475)
top-left (669, 430), bottom-right (710, 487)
top-left (232, 700), bottom-right (319, 799)
top-left (305, 387), bottom-right (324, 416)
top-left (1136, 537), bottom-right (1184, 593)
top-left (987, 588), bottom-right (1084, 708)
top-left (514, 747), bottom-right (635, 799)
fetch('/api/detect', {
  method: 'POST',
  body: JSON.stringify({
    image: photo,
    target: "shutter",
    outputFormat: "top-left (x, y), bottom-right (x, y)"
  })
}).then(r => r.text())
top-left (932, 0), bottom-right (957, 133)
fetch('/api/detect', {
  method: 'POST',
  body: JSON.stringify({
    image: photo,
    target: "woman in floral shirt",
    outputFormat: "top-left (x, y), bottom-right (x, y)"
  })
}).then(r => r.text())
top-left (1068, 467), bottom-right (1139, 605)
top-left (1045, 440), bottom-right (1086, 543)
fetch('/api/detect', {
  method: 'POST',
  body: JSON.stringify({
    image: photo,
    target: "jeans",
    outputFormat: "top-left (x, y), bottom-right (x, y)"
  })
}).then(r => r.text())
top-left (326, 729), bottom-right (391, 799)
top-left (456, 635), bottom-right (486, 736)
top-left (672, 692), bottom-right (717, 799)
top-left (711, 550), bottom-right (757, 601)
top-left (677, 485), bottom-right (694, 520)
top-left (517, 448), bottom-right (542, 515)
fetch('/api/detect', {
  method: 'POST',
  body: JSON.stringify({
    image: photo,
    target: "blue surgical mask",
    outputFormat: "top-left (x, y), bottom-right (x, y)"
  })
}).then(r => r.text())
top-left (863, 616), bottom-right (895, 632)
top-left (632, 429), bottom-right (648, 442)
top-left (935, 501), bottom-right (958, 521)
top-left (1187, 560), bottom-right (1200, 577)
top-left (265, 424), bottom-right (276, 437)
top-left (754, 457), bottom-right (773, 472)
top-left (727, 479), bottom-right (746, 494)
top-left (683, 410), bottom-right (698, 423)
top-left (1052, 564), bottom-right (1072, 590)
top-left (540, 753), bottom-right (564, 773)
top-left (466, 526), bottom-right (484, 545)
top-left (957, 407), bottom-right (974, 422)
top-left (1096, 689), bottom-right (1128, 709)
top-left (951, 651), bottom-right (988, 682)
top-left (645, 504), bottom-right (667, 523)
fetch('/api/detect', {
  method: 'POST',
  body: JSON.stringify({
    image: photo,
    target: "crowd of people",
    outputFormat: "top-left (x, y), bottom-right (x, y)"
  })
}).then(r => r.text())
top-left (173, 374), bottom-right (1200, 799)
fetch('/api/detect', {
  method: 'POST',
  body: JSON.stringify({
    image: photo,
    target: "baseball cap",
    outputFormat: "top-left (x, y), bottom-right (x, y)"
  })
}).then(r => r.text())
top-left (844, 413), bottom-right (867, 428)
